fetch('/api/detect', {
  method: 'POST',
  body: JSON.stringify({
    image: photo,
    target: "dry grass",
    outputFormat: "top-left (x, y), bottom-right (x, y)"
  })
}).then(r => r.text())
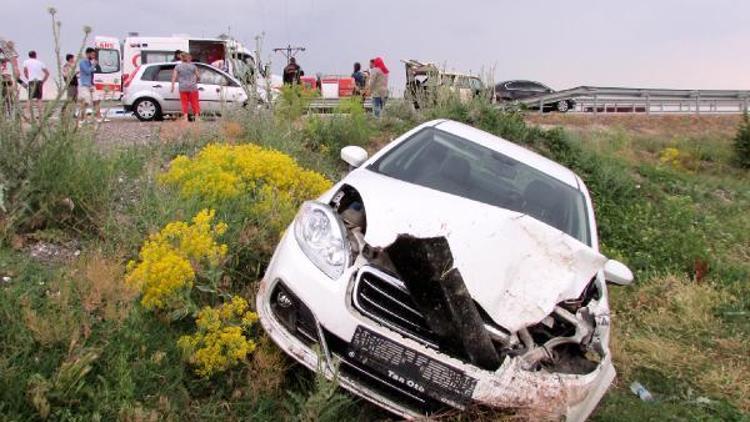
top-left (525, 114), bottom-right (741, 139)
top-left (240, 334), bottom-right (290, 400)
top-left (526, 114), bottom-right (741, 174)
top-left (221, 120), bottom-right (245, 141)
top-left (158, 121), bottom-right (216, 145)
top-left (21, 252), bottom-right (135, 347)
top-left (74, 252), bottom-right (136, 322)
top-left (21, 279), bottom-right (87, 347)
top-left (611, 275), bottom-right (750, 410)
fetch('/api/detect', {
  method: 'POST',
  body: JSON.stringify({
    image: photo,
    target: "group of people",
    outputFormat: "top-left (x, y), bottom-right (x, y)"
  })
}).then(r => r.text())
top-left (1, 43), bottom-right (202, 123)
top-left (66, 47), bottom-right (110, 124)
top-left (0, 42), bottom-right (53, 120)
top-left (351, 57), bottom-right (390, 117)
top-left (281, 55), bottom-right (390, 118)
top-left (0, 44), bottom-right (108, 124)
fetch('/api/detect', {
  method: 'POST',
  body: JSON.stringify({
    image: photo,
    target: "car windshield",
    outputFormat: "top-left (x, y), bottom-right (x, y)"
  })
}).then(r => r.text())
top-left (369, 127), bottom-right (590, 244)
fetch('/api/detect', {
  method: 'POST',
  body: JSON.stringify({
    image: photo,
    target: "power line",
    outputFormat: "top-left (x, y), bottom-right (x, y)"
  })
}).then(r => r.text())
top-left (272, 44), bottom-right (306, 62)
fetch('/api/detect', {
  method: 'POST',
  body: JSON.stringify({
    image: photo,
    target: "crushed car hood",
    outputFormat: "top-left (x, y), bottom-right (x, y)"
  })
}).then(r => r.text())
top-left (344, 169), bottom-right (608, 333)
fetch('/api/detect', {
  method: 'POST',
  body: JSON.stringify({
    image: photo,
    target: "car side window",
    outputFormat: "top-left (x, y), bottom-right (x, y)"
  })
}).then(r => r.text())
top-left (155, 65), bottom-right (176, 82)
top-left (140, 66), bottom-right (160, 81)
top-left (506, 82), bottom-right (520, 90)
top-left (198, 67), bottom-right (228, 86)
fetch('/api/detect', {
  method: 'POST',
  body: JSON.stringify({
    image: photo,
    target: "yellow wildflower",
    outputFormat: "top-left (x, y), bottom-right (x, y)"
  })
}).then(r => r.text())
top-left (178, 296), bottom-right (258, 377)
top-left (159, 143), bottom-right (331, 204)
top-left (126, 209), bottom-right (228, 311)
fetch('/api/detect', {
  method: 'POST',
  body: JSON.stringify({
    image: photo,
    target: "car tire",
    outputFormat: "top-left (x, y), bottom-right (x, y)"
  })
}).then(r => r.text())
top-left (556, 100), bottom-right (570, 113)
top-left (133, 98), bottom-right (161, 121)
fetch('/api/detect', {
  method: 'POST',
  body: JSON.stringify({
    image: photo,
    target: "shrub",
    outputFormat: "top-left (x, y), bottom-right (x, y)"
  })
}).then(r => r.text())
top-left (304, 97), bottom-right (373, 158)
top-left (0, 125), bottom-right (115, 239)
top-left (125, 209), bottom-right (228, 315)
top-left (159, 143), bottom-right (331, 205)
top-left (177, 295), bottom-right (258, 377)
top-left (275, 84), bottom-right (316, 123)
top-left (733, 112), bottom-right (750, 168)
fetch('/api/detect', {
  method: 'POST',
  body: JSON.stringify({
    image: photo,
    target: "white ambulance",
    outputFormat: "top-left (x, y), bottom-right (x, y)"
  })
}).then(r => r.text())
top-left (93, 34), bottom-right (257, 99)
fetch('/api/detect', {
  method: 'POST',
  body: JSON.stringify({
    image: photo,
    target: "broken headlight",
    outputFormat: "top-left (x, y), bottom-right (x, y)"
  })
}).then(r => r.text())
top-left (294, 201), bottom-right (350, 279)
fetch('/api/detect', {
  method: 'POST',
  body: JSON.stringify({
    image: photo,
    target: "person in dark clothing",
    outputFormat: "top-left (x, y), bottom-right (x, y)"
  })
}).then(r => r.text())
top-left (352, 62), bottom-right (365, 94)
top-left (282, 57), bottom-right (302, 85)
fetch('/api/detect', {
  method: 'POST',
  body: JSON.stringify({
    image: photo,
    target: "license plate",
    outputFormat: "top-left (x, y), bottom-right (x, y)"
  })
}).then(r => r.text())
top-left (347, 326), bottom-right (477, 408)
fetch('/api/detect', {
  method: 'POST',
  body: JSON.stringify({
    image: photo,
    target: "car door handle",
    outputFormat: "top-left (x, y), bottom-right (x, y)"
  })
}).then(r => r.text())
top-left (152, 84), bottom-right (162, 88)
top-left (198, 87), bottom-right (204, 91)
top-left (215, 88), bottom-right (220, 93)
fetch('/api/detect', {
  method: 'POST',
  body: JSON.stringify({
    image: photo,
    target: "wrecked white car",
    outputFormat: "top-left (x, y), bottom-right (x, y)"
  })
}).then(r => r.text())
top-left (256, 120), bottom-right (633, 420)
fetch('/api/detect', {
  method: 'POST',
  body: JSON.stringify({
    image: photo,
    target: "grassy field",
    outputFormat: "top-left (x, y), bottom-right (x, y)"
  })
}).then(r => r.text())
top-left (1, 96), bottom-right (748, 421)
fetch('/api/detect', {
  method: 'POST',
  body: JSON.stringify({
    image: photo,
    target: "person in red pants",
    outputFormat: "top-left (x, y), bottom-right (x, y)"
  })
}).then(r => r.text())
top-left (171, 52), bottom-right (200, 122)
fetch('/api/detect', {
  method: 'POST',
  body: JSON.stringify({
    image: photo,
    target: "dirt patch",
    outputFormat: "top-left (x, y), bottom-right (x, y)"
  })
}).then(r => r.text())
top-left (26, 240), bottom-right (81, 264)
top-left (91, 119), bottom-right (220, 149)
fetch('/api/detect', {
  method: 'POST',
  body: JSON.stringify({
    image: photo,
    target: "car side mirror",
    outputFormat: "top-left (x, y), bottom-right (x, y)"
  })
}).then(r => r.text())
top-left (341, 146), bottom-right (368, 168)
top-left (603, 259), bottom-right (634, 286)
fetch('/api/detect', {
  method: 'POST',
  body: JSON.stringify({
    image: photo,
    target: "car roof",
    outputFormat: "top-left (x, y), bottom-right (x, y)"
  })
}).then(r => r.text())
top-left (141, 61), bottom-right (212, 67)
top-left (433, 120), bottom-right (580, 188)
top-left (139, 61), bottom-right (237, 78)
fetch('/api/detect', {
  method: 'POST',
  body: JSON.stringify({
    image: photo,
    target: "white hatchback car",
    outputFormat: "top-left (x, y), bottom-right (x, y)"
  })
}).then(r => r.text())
top-left (257, 120), bottom-right (633, 420)
top-left (122, 62), bottom-right (248, 121)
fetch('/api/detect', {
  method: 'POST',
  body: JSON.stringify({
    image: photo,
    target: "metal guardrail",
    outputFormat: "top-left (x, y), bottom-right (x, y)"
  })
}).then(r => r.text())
top-left (308, 97), bottom-right (373, 112)
top-left (511, 86), bottom-right (750, 114)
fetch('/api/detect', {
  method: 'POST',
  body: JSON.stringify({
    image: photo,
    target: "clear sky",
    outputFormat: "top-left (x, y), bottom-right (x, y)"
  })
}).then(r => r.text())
top-left (2, 0), bottom-right (748, 94)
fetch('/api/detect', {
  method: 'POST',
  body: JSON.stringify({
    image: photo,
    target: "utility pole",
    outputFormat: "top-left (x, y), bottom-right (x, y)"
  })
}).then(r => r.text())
top-left (272, 44), bottom-right (306, 63)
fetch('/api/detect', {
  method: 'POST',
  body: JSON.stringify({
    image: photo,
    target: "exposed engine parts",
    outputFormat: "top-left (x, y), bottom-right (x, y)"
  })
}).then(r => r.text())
top-left (385, 235), bottom-right (502, 370)
top-left (331, 185), bottom-right (604, 375)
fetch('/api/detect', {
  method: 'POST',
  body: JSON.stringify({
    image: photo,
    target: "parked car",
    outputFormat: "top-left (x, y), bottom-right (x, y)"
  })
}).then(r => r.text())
top-left (122, 62), bottom-right (248, 121)
top-left (256, 120), bottom-right (633, 420)
top-left (495, 80), bottom-right (575, 112)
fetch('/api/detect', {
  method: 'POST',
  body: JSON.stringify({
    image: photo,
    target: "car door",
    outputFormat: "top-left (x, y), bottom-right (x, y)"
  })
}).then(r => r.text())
top-left (195, 65), bottom-right (226, 113)
top-left (94, 36), bottom-right (122, 100)
top-left (151, 64), bottom-right (180, 112)
top-left (196, 65), bottom-right (244, 113)
top-left (222, 75), bottom-right (247, 106)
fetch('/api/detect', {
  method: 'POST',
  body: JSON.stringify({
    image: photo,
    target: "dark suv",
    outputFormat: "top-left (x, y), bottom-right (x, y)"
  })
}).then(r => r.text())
top-left (495, 80), bottom-right (574, 112)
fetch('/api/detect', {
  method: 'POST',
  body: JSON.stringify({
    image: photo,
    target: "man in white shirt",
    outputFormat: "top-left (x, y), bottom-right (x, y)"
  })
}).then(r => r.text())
top-left (22, 50), bottom-right (49, 122)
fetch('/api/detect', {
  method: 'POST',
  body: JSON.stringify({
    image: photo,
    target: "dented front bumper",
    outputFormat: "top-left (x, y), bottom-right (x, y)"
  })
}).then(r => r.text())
top-left (256, 231), bottom-right (616, 420)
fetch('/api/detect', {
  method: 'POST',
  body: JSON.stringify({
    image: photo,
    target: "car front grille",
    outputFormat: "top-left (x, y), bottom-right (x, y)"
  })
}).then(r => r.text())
top-left (352, 267), bottom-right (441, 347)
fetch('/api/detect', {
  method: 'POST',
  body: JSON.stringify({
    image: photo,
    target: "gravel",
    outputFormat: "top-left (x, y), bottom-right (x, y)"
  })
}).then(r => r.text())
top-left (91, 118), bottom-right (220, 150)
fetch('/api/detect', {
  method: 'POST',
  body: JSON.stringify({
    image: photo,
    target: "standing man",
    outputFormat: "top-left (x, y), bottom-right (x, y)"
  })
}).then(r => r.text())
top-left (77, 48), bottom-right (101, 124)
top-left (22, 50), bottom-right (49, 122)
top-left (282, 57), bottom-right (302, 85)
top-left (61, 53), bottom-right (78, 117)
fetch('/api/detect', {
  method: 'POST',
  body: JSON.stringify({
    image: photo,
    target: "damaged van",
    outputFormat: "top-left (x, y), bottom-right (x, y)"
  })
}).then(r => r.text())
top-left (256, 120), bottom-right (633, 420)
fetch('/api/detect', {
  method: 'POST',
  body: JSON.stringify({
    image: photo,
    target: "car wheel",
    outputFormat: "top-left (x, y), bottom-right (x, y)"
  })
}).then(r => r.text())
top-left (133, 98), bottom-right (161, 121)
top-left (556, 100), bottom-right (570, 113)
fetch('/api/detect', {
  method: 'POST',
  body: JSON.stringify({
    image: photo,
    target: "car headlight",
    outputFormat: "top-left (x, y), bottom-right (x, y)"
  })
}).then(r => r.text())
top-left (294, 201), bottom-right (349, 279)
